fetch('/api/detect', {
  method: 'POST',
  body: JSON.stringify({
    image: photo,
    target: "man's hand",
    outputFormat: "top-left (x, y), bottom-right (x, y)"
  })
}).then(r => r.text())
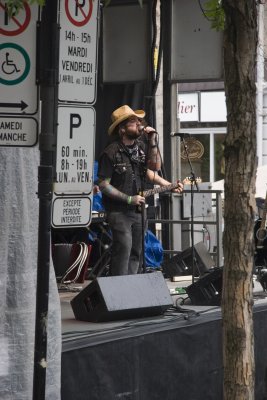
top-left (93, 185), bottom-right (100, 195)
top-left (171, 180), bottom-right (184, 193)
top-left (144, 126), bottom-right (157, 135)
top-left (130, 195), bottom-right (146, 206)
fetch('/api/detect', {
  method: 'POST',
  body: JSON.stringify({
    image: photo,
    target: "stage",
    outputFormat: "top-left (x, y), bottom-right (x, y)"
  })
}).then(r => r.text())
top-left (60, 276), bottom-right (267, 400)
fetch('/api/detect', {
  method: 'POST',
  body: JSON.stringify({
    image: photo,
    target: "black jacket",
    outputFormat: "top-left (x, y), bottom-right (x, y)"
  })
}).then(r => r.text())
top-left (98, 140), bottom-right (147, 212)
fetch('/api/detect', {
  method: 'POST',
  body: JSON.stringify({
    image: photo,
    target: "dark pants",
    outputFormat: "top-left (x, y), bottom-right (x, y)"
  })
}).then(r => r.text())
top-left (106, 210), bottom-right (146, 276)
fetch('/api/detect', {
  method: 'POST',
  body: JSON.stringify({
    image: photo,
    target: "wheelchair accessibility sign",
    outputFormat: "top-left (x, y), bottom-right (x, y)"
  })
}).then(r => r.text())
top-left (0, 3), bottom-right (38, 117)
top-left (0, 43), bottom-right (30, 85)
top-left (0, 3), bottom-right (39, 146)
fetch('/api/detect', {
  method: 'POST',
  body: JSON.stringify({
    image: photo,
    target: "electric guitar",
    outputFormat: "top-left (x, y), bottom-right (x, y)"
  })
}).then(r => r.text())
top-left (141, 181), bottom-right (181, 198)
top-left (140, 177), bottom-right (202, 199)
top-left (137, 181), bottom-right (181, 213)
top-left (255, 191), bottom-right (267, 249)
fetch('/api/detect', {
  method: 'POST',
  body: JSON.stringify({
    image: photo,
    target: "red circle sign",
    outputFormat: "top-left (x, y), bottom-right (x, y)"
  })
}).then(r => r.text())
top-left (65, 0), bottom-right (93, 27)
top-left (0, 2), bottom-right (31, 36)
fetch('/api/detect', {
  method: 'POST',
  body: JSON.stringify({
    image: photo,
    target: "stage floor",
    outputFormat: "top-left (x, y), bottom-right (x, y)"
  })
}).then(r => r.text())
top-left (60, 275), bottom-right (267, 400)
top-left (61, 275), bottom-right (222, 336)
top-left (61, 275), bottom-right (265, 334)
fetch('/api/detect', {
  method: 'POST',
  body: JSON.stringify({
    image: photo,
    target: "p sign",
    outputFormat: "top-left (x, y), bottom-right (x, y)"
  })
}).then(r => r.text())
top-left (65, 0), bottom-right (93, 27)
top-left (54, 105), bottom-right (95, 194)
top-left (70, 113), bottom-right (82, 138)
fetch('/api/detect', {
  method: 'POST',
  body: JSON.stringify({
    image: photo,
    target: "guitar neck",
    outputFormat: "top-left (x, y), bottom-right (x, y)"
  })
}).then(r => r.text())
top-left (142, 182), bottom-right (179, 198)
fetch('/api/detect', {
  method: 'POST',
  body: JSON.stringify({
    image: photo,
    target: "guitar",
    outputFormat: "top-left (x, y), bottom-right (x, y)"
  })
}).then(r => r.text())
top-left (136, 181), bottom-right (181, 213)
top-left (140, 177), bottom-right (202, 199)
top-left (141, 181), bottom-right (181, 198)
top-left (255, 191), bottom-right (267, 249)
top-left (136, 178), bottom-right (202, 213)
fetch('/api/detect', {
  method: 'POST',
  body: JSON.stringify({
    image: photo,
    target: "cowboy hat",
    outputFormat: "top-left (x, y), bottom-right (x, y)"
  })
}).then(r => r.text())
top-left (108, 105), bottom-right (145, 135)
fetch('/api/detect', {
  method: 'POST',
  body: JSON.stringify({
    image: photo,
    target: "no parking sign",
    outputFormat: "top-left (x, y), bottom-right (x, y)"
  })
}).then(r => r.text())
top-left (65, 0), bottom-right (93, 27)
top-left (0, 1), bottom-right (39, 146)
top-left (0, 1), bottom-right (31, 36)
top-left (58, 0), bottom-right (99, 104)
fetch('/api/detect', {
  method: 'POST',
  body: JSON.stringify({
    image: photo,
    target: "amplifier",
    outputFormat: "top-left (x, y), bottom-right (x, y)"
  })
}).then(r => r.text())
top-left (186, 267), bottom-right (223, 306)
top-left (71, 272), bottom-right (173, 322)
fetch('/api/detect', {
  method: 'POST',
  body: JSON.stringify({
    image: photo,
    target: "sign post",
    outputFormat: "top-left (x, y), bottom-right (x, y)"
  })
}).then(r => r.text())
top-left (52, 105), bottom-right (95, 228)
top-left (58, 0), bottom-right (99, 104)
top-left (52, 0), bottom-right (100, 229)
top-left (52, 196), bottom-right (91, 227)
top-left (32, 2), bottom-right (60, 399)
top-left (0, 2), bottom-right (39, 146)
top-left (54, 106), bottom-right (95, 194)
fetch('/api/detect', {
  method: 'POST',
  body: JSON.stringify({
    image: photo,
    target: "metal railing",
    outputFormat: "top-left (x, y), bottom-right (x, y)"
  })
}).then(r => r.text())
top-left (148, 189), bottom-right (223, 267)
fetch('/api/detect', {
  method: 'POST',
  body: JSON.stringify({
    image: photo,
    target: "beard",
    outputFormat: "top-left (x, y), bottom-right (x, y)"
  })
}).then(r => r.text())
top-left (125, 130), bottom-right (141, 140)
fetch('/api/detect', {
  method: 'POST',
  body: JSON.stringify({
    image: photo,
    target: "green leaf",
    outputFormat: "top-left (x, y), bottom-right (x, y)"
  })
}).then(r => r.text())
top-left (103, 0), bottom-right (143, 7)
top-left (203, 0), bottom-right (225, 31)
top-left (5, 0), bottom-right (45, 16)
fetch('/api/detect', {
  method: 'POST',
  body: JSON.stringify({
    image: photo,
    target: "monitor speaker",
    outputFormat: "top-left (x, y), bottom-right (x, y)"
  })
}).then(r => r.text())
top-left (186, 267), bottom-right (223, 306)
top-left (162, 242), bottom-right (215, 278)
top-left (71, 272), bottom-right (173, 322)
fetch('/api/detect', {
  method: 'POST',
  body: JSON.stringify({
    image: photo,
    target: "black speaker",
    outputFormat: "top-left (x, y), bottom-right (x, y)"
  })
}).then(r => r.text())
top-left (71, 272), bottom-right (173, 322)
top-left (162, 242), bottom-right (215, 278)
top-left (186, 267), bottom-right (223, 306)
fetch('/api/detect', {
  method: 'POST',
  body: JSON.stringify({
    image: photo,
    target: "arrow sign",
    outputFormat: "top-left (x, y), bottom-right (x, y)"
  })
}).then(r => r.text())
top-left (0, 5), bottom-right (39, 116)
top-left (0, 100), bottom-right (28, 111)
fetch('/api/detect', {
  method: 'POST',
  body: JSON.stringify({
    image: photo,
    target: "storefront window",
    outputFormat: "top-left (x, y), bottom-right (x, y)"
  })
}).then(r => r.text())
top-left (180, 132), bottom-right (226, 182)
top-left (181, 134), bottom-right (210, 182)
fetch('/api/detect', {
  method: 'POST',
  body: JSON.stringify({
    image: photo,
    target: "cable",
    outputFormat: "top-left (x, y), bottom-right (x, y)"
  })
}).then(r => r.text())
top-left (59, 242), bottom-right (88, 285)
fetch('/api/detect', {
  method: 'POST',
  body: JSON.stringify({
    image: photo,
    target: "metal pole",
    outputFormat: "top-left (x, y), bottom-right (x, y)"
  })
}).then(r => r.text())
top-left (33, 1), bottom-right (59, 399)
top-left (161, 0), bottom-right (172, 251)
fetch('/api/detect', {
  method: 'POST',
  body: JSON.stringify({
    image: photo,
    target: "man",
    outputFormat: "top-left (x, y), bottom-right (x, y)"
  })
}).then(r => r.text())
top-left (98, 105), bottom-right (183, 276)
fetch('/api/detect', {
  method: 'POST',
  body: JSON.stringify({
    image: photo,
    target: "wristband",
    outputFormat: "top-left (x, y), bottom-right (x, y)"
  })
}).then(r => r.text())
top-left (127, 196), bottom-right (132, 205)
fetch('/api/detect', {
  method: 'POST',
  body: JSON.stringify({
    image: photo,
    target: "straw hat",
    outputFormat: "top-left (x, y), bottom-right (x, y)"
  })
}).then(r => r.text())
top-left (108, 105), bottom-right (145, 135)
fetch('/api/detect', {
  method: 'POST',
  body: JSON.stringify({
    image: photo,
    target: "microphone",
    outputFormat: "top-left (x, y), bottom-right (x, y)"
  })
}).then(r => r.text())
top-left (170, 132), bottom-right (190, 138)
top-left (139, 125), bottom-right (145, 132)
top-left (139, 125), bottom-right (158, 135)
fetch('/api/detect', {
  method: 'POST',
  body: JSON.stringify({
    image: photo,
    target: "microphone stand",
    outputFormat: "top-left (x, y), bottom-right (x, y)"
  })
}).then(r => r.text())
top-left (139, 164), bottom-right (147, 274)
top-left (180, 135), bottom-right (200, 284)
top-left (138, 126), bottom-right (153, 274)
top-left (138, 126), bottom-right (160, 274)
top-left (141, 202), bottom-right (147, 273)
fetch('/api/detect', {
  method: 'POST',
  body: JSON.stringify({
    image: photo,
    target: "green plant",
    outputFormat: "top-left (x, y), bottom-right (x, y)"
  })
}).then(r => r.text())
top-left (202, 0), bottom-right (225, 31)
top-left (5, 0), bottom-right (144, 15)
top-left (5, 0), bottom-right (45, 15)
